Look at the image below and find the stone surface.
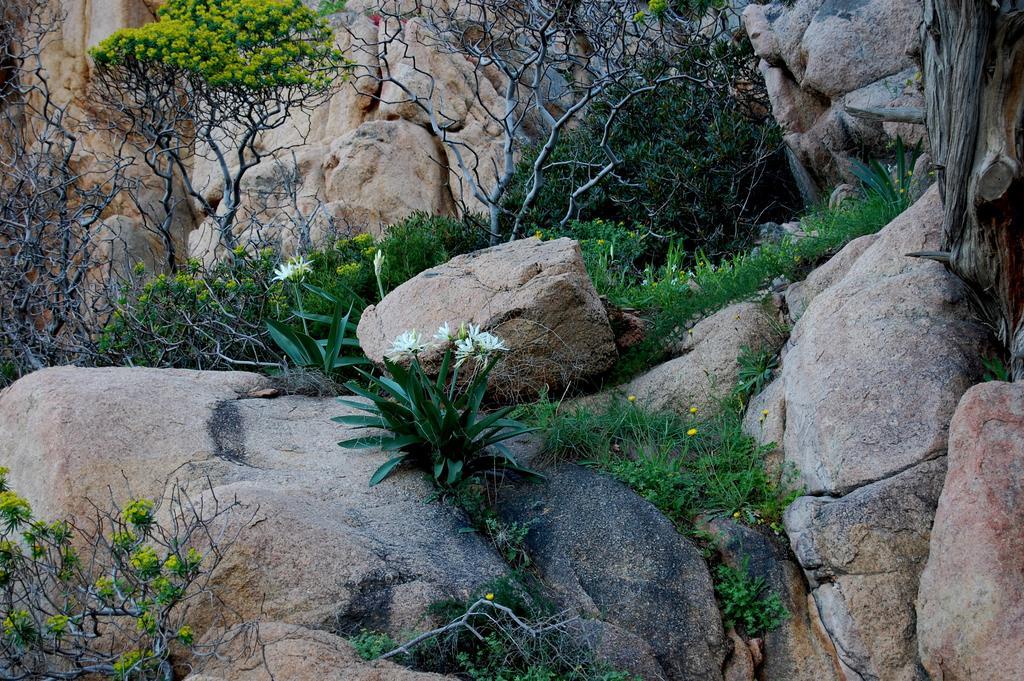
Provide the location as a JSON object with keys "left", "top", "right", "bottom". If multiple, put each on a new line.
{"left": 744, "top": 0, "right": 926, "bottom": 192}
{"left": 357, "top": 237, "right": 618, "bottom": 401}
{"left": 740, "top": 376, "right": 787, "bottom": 484}
{"left": 800, "top": 0, "right": 922, "bottom": 99}
{"left": 701, "top": 518, "right": 843, "bottom": 681}
{"left": 620, "top": 301, "right": 783, "bottom": 417}
{"left": 785, "top": 458, "right": 946, "bottom": 681}
{"left": 917, "top": 382, "right": 1024, "bottom": 681}
{"left": 722, "top": 629, "right": 755, "bottom": 681}
{"left": 499, "top": 465, "right": 727, "bottom": 681}
{"left": 186, "top": 621, "right": 452, "bottom": 680}
{"left": 784, "top": 232, "right": 879, "bottom": 322}
{"left": 0, "top": 367, "right": 509, "bottom": 639}
{"left": 781, "top": 188, "right": 990, "bottom": 495}
{"left": 324, "top": 120, "right": 456, "bottom": 235}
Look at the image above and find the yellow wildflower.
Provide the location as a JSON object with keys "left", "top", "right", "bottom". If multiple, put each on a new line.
{"left": 687, "top": 428, "right": 698, "bottom": 437}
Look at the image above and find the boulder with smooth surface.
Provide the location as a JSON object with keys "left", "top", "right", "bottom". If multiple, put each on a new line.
{"left": 499, "top": 464, "right": 727, "bottom": 681}
{"left": 917, "top": 382, "right": 1024, "bottom": 681}
{"left": 357, "top": 237, "right": 618, "bottom": 401}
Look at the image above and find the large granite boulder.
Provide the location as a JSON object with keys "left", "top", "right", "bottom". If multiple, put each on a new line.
{"left": 785, "top": 458, "right": 946, "bottom": 681}
{"left": 917, "top": 382, "right": 1024, "bottom": 681}
{"left": 499, "top": 465, "right": 727, "bottom": 681}
{"left": 0, "top": 367, "right": 509, "bottom": 639}
{"left": 781, "top": 187, "right": 990, "bottom": 495}
{"left": 357, "top": 237, "right": 618, "bottom": 401}
{"left": 743, "top": 0, "right": 925, "bottom": 196}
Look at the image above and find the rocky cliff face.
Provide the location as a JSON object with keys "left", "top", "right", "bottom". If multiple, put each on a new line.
{"left": 41, "top": 0, "right": 510, "bottom": 266}
{"left": 743, "top": 0, "right": 926, "bottom": 201}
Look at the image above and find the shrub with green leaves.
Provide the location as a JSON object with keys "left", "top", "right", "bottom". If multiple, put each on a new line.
{"left": 337, "top": 325, "right": 541, "bottom": 490}
{"left": 714, "top": 559, "right": 789, "bottom": 636}
{"left": 99, "top": 214, "right": 486, "bottom": 374}
{"left": 506, "top": 47, "right": 795, "bottom": 262}
{"left": 0, "top": 467, "right": 245, "bottom": 679}
{"left": 98, "top": 250, "right": 287, "bottom": 370}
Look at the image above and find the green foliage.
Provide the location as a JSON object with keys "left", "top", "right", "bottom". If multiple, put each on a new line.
{"left": 608, "top": 194, "right": 898, "bottom": 379}
{"left": 507, "top": 50, "right": 794, "bottom": 262}
{"left": 266, "top": 282, "right": 369, "bottom": 376}
{"left": 99, "top": 214, "right": 485, "bottom": 374}
{"left": 0, "top": 467, "right": 238, "bottom": 679}
{"left": 735, "top": 345, "right": 780, "bottom": 404}
{"left": 982, "top": 355, "right": 1010, "bottom": 382}
{"left": 714, "top": 559, "right": 789, "bottom": 636}
{"left": 376, "top": 213, "right": 490, "bottom": 292}
{"left": 527, "top": 398, "right": 797, "bottom": 529}
{"left": 318, "top": 0, "right": 348, "bottom": 14}
{"left": 851, "top": 137, "right": 922, "bottom": 215}
{"left": 90, "top": 0, "right": 341, "bottom": 90}
{"left": 336, "top": 328, "right": 541, "bottom": 490}
{"left": 349, "top": 629, "right": 396, "bottom": 660}
{"left": 98, "top": 252, "right": 286, "bottom": 370}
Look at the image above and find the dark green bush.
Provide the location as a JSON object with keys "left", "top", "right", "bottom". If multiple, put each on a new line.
{"left": 506, "top": 42, "right": 796, "bottom": 263}
{"left": 377, "top": 212, "right": 490, "bottom": 291}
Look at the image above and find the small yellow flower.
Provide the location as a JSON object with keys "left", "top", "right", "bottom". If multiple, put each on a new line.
{"left": 689, "top": 406, "right": 698, "bottom": 415}
{"left": 732, "top": 511, "right": 741, "bottom": 519}
{"left": 687, "top": 428, "right": 698, "bottom": 437}
{"left": 762, "top": 409, "right": 769, "bottom": 416}
{"left": 485, "top": 593, "right": 494, "bottom": 601}
{"left": 534, "top": 231, "right": 543, "bottom": 239}
{"left": 687, "top": 328, "right": 694, "bottom": 335}
{"left": 597, "top": 239, "right": 606, "bottom": 246}
{"left": 627, "top": 395, "right": 637, "bottom": 403}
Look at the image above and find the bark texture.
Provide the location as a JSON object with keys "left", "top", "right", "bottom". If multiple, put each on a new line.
{"left": 922, "top": 1, "right": 1024, "bottom": 375}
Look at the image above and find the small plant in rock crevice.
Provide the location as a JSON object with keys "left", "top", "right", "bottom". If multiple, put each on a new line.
{"left": 714, "top": 559, "right": 789, "bottom": 636}
{"left": 735, "top": 345, "right": 780, "bottom": 405}
{"left": 336, "top": 324, "right": 542, "bottom": 491}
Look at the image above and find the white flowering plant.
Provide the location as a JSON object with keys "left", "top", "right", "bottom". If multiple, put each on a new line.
{"left": 335, "top": 324, "right": 542, "bottom": 489}
{"left": 266, "top": 279, "right": 370, "bottom": 376}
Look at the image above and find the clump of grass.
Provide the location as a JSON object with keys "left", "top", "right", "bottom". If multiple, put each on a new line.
{"left": 606, "top": 195, "right": 898, "bottom": 379}
{"left": 525, "top": 396, "right": 798, "bottom": 531}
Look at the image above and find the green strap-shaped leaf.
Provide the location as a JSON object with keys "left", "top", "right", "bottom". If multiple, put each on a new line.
{"left": 370, "top": 456, "right": 407, "bottom": 486}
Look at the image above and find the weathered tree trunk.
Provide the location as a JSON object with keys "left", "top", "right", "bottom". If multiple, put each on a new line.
{"left": 922, "top": 1, "right": 1024, "bottom": 377}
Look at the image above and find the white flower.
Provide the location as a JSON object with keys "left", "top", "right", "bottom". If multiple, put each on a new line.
{"left": 272, "top": 255, "right": 312, "bottom": 283}
{"left": 373, "top": 249, "right": 385, "bottom": 278}
{"left": 272, "top": 261, "right": 295, "bottom": 283}
{"left": 434, "top": 322, "right": 455, "bottom": 342}
{"left": 387, "top": 329, "right": 429, "bottom": 360}
{"left": 453, "top": 328, "right": 508, "bottom": 367}
{"left": 453, "top": 336, "right": 476, "bottom": 367}
{"left": 473, "top": 331, "right": 508, "bottom": 354}
{"left": 290, "top": 256, "right": 312, "bottom": 279}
